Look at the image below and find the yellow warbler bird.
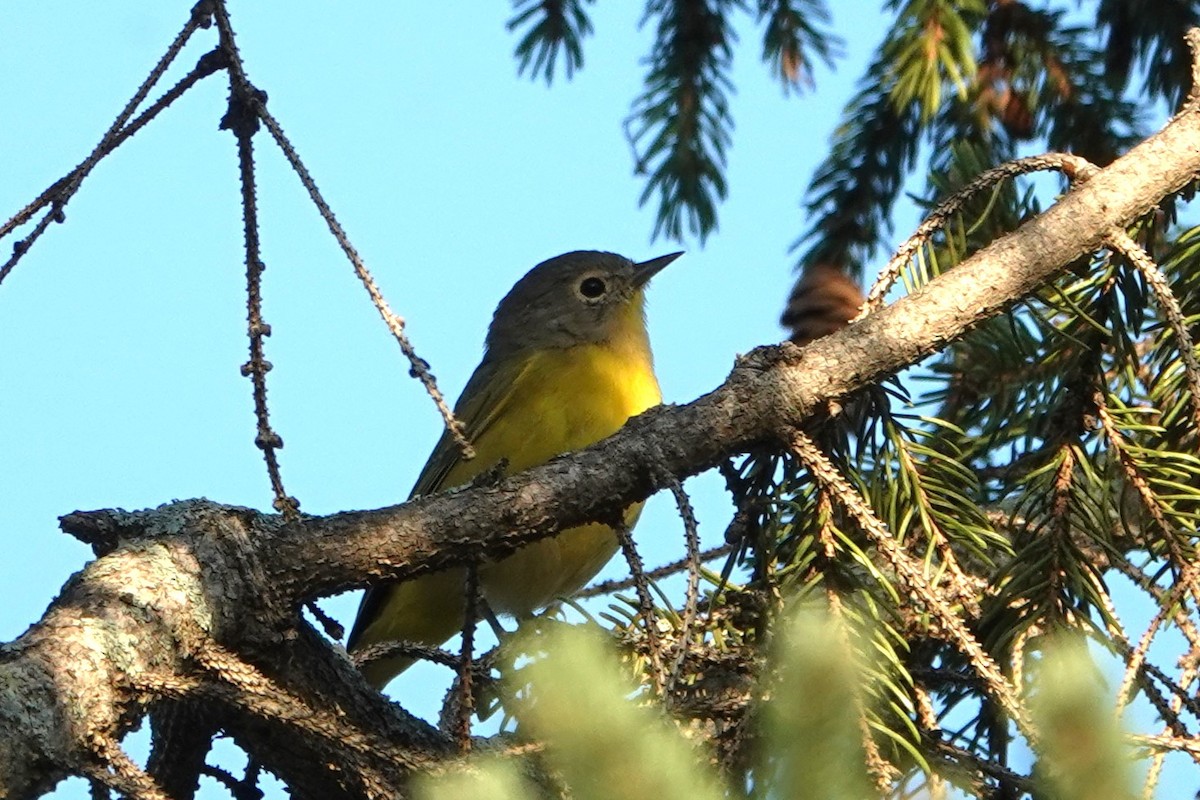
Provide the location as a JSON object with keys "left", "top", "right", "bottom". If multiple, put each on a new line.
{"left": 347, "top": 249, "right": 681, "bottom": 688}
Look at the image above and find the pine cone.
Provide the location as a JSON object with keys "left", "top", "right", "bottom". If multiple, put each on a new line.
{"left": 780, "top": 264, "right": 864, "bottom": 346}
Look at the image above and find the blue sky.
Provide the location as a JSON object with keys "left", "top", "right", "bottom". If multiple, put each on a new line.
{"left": 1, "top": 2, "right": 1188, "bottom": 798}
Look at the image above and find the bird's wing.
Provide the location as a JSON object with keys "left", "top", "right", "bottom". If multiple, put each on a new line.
{"left": 346, "top": 353, "right": 530, "bottom": 652}
{"left": 408, "top": 353, "right": 531, "bottom": 496}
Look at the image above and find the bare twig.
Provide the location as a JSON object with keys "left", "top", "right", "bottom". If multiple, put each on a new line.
{"left": 213, "top": 1, "right": 297, "bottom": 517}
{"left": 0, "top": 1, "right": 215, "bottom": 285}
{"left": 306, "top": 600, "right": 345, "bottom": 641}
{"left": 199, "top": 764, "right": 263, "bottom": 800}
{"left": 87, "top": 46, "right": 229, "bottom": 163}
{"left": 661, "top": 475, "right": 702, "bottom": 695}
{"left": 929, "top": 739, "right": 1037, "bottom": 796}
{"left": 352, "top": 640, "right": 461, "bottom": 671}
{"left": 454, "top": 563, "right": 480, "bottom": 753}
{"left": 0, "top": 211, "right": 59, "bottom": 288}
{"left": 614, "top": 519, "right": 665, "bottom": 692}
{"left": 576, "top": 543, "right": 735, "bottom": 598}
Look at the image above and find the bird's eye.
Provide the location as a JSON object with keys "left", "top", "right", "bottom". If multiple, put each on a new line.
{"left": 579, "top": 276, "right": 607, "bottom": 299}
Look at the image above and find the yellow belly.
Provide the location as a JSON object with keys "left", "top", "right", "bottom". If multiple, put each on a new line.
{"left": 481, "top": 508, "right": 643, "bottom": 614}
{"left": 355, "top": 338, "right": 661, "bottom": 687}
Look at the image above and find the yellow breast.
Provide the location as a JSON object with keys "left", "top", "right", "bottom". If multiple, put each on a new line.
{"left": 472, "top": 339, "right": 661, "bottom": 613}
{"left": 453, "top": 340, "right": 662, "bottom": 481}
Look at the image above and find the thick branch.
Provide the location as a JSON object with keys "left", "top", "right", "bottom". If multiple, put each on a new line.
{"left": 6, "top": 90, "right": 1200, "bottom": 800}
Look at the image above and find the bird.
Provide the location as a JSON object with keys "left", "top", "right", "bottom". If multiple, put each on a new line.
{"left": 347, "top": 249, "right": 681, "bottom": 688}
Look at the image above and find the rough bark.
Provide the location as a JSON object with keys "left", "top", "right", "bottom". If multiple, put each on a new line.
{"left": 4, "top": 84, "right": 1200, "bottom": 800}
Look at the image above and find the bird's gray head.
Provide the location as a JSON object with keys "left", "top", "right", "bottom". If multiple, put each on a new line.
{"left": 485, "top": 250, "right": 682, "bottom": 358}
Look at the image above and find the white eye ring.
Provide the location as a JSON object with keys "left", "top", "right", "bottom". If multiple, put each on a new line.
{"left": 577, "top": 275, "right": 608, "bottom": 301}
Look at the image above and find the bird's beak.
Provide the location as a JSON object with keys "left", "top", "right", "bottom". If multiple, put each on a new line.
{"left": 632, "top": 251, "right": 684, "bottom": 288}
